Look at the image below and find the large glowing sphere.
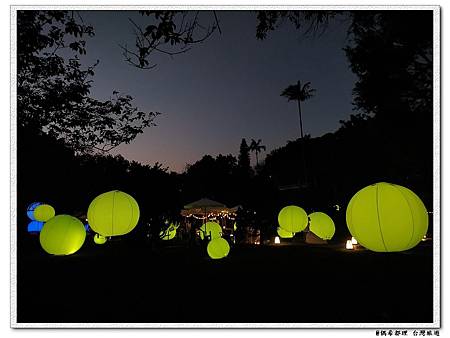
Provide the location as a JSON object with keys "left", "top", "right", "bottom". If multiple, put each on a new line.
{"left": 207, "top": 238, "right": 230, "bottom": 259}
{"left": 308, "top": 212, "right": 335, "bottom": 240}
{"left": 278, "top": 205, "right": 308, "bottom": 233}
{"left": 93, "top": 233, "right": 107, "bottom": 245}
{"left": 39, "top": 215, "right": 86, "bottom": 255}
{"left": 33, "top": 204, "right": 55, "bottom": 222}
{"left": 26, "top": 202, "right": 42, "bottom": 220}
{"left": 199, "top": 222, "right": 222, "bottom": 240}
{"left": 277, "top": 227, "right": 294, "bottom": 238}
{"left": 160, "top": 228, "right": 176, "bottom": 240}
{"left": 346, "top": 182, "right": 428, "bottom": 252}
{"left": 87, "top": 190, "right": 140, "bottom": 237}
{"left": 27, "top": 220, "right": 44, "bottom": 233}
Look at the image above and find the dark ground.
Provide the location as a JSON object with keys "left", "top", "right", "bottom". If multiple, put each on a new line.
{"left": 16, "top": 236, "right": 434, "bottom": 324}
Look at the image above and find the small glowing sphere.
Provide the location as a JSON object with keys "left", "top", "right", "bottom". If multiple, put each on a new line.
{"left": 33, "top": 204, "right": 55, "bottom": 222}
{"left": 39, "top": 215, "right": 86, "bottom": 255}
{"left": 274, "top": 236, "right": 281, "bottom": 244}
{"left": 26, "top": 202, "right": 42, "bottom": 220}
{"left": 278, "top": 205, "right": 308, "bottom": 233}
{"left": 87, "top": 190, "right": 140, "bottom": 237}
{"left": 199, "top": 222, "right": 222, "bottom": 240}
{"left": 93, "top": 233, "right": 107, "bottom": 245}
{"left": 308, "top": 212, "right": 335, "bottom": 240}
{"left": 233, "top": 222, "right": 237, "bottom": 231}
{"left": 277, "top": 227, "right": 294, "bottom": 238}
{"left": 27, "top": 220, "right": 44, "bottom": 233}
{"left": 346, "top": 182, "right": 428, "bottom": 252}
{"left": 160, "top": 229, "right": 176, "bottom": 240}
{"left": 207, "top": 238, "right": 230, "bottom": 259}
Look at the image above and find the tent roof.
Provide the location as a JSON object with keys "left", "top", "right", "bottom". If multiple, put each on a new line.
{"left": 183, "top": 198, "right": 227, "bottom": 209}
{"left": 181, "top": 198, "right": 233, "bottom": 216}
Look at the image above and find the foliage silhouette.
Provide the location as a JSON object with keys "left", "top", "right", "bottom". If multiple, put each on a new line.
{"left": 249, "top": 139, "right": 266, "bottom": 166}
{"left": 121, "top": 11, "right": 218, "bottom": 69}
{"left": 17, "top": 10, "right": 159, "bottom": 154}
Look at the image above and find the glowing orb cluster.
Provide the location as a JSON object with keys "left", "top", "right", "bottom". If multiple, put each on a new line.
{"left": 33, "top": 204, "right": 55, "bottom": 222}
{"left": 40, "top": 215, "right": 86, "bottom": 255}
{"left": 199, "top": 221, "right": 222, "bottom": 240}
{"left": 346, "top": 182, "right": 428, "bottom": 252}
{"left": 93, "top": 233, "right": 107, "bottom": 245}
{"left": 278, "top": 205, "right": 308, "bottom": 233}
{"left": 207, "top": 238, "right": 230, "bottom": 259}
{"left": 277, "top": 227, "right": 294, "bottom": 239}
{"left": 87, "top": 190, "right": 140, "bottom": 237}
{"left": 308, "top": 212, "right": 335, "bottom": 240}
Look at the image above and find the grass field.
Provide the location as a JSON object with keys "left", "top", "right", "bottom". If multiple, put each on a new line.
{"left": 16, "top": 237, "right": 434, "bottom": 324}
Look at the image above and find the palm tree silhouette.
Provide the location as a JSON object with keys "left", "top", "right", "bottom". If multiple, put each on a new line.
{"left": 280, "top": 80, "right": 316, "bottom": 139}
{"left": 280, "top": 80, "right": 316, "bottom": 187}
{"left": 249, "top": 139, "right": 266, "bottom": 166}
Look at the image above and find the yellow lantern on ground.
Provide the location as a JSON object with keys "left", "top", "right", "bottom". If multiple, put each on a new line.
{"left": 160, "top": 228, "right": 176, "bottom": 240}
{"left": 199, "top": 221, "right": 222, "bottom": 240}
{"left": 346, "top": 182, "right": 428, "bottom": 252}
{"left": 33, "top": 204, "right": 55, "bottom": 222}
{"left": 93, "top": 233, "right": 107, "bottom": 245}
{"left": 278, "top": 205, "right": 308, "bottom": 233}
{"left": 40, "top": 215, "right": 86, "bottom": 255}
{"left": 308, "top": 212, "right": 335, "bottom": 240}
{"left": 87, "top": 190, "right": 140, "bottom": 237}
{"left": 277, "top": 227, "right": 294, "bottom": 238}
{"left": 207, "top": 238, "right": 230, "bottom": 259}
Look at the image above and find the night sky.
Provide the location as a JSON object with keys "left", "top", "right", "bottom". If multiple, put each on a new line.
{"left": 79, "top": 10, "right": 357, "bottom": 172}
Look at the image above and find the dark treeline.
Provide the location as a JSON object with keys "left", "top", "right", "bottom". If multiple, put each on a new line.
{"left": 16, "top": 10, "right": 433, "bottom": 246}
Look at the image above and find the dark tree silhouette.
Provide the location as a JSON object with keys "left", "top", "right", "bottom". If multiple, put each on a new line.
{"left": 237, "top": 138, "right": 251, "bottom": 172}
{"left": 17, "top": 10, "right": 159, "bottom": 153}
{"left": 121, "top": 11, "right": 219, "bottom": 69}
{"left": 280, "top": 81, "right": 316, "bottom": 139}
{"left": 249, "top": 139, "right": 266, "bottom": 166}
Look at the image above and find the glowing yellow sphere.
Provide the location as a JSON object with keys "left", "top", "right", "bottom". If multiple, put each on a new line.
{"left": 199, "top": 221, "right": 222, "bottom": 240}
{"left": 278, "top": 205, "right": 308, "bottom": 233}
{"left": 160, "top": 228, "right": 176, "bottom": 240}
{"left": 39, "top": 215, "right": 86, "bottom": 255}
{"left": 93, "top": 233, "right": 107, "bottom": 245}
{"left": 33, "top": 204, "right": 55, "bottom": 222}
{"left": 277, "top": 227, "right": 294, "bottom": 238}
{"left": 346, "top": 182, "right": 428, "bottom": 252}
{"left": 308, "top": 212, "right": 335, "bottom": 240}
{"left": 87, "top": 190, "right": 140, "bottom": 237}
{"left": 207, "top": 238, "right": 230, "bottom": 259}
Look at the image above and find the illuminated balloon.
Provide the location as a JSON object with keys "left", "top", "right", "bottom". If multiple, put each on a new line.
{"left": 27, "top": 220, "right": 44, "bottom": 233}
{"left": 33, "top": 204, "right": 55, "bottom": 222}
{"left": 278, "top": 205, "right": 308, "bottom": 233}
{"left": 26, "top": 202, "right": 42, "bottom": 220}
{"left": 39, "top": 215, "right": 86, "bottom": 255}
{"left": 160, "top": 228, "right": 176, "bottom": 240}
{"left": 93, "top": 233, "right": 107, "bottom": 245}
{"left": 277, "top": 227, "right": 294, "bottom": 238}
{"left": 87, "top": 190, "right": 140, "bottom": 237}
{"left": 346, "top": 182, "right": 428, "bottom": 252}
{"left": 207, "top": 238, "right": 230, "bottom": 259}
{"left": 199, "top": 222, "right": 222, "bottom": 240}
{"left": 308, "top": 212, "right": 335, "bottom": 240}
